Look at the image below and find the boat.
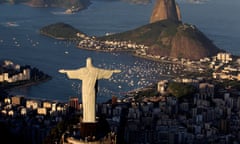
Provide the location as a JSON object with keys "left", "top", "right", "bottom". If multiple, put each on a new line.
{"left": 186, "top": 0, "right": 207, "bottom": 4}
{"left": 64, "top": 7, "right": 81, "bottom": 14}
{"left": 6, "top": 22, "right": 19, "bottom": 27}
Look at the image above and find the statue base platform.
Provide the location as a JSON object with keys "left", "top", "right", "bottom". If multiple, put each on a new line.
{"left": 79, "top": 116, "right": 110, "bottom": 140}
{"left": 80, "top": 122, "right": 98, "bottom": 139}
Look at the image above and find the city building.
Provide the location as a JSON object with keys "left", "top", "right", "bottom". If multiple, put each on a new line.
{"left": 69, "top": 96, "right": 80, "bottom": 111}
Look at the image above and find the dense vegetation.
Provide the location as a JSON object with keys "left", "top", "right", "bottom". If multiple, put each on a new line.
{"left": 39, "top": 22, "right": 86, "bottom": 40}
{"left": 97, "top": 20, "right": 179, "bottom": 46}
{"left": 43, "top": 112, "right": 80, "bottom": 144}
{"left": 97, "top": 19, "right": 221, "bottom": 60}
{"left": 167, "top": 82, "right": 196, "bottom": 98}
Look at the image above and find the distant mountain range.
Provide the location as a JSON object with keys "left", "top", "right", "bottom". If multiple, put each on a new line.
{"left": 0, "top": 0, "right": 91, "bottom": 9}
{"left": 93, "top": 0, "right": 151, "bottom": 4}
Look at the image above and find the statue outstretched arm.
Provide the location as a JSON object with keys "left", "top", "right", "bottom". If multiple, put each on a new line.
{"left": 59, "top": 68, "right": 86, "bottom": 80}
{"left": 113, "top": 70, "right": 121, "bottom": 73}
{"left": 59, "top": 69, "right": 67, "bottom": 74}
{"left": 97, "top": 69, "right": 121, "bottom": 79}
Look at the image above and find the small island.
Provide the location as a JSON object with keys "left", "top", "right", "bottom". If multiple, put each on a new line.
{"left": 39, "top": 22, "right": 87, "bottom": 40}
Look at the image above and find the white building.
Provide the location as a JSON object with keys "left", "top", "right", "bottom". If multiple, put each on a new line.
{"left": 26, "top": 100, "right": 41, "bottom": 110}
{"left": 0, "top": 68, "right": 30, "bottom": 83}
{"left": 157, "top": 80, "right": 168, "bottom": 95}
{"left": 216, "top": 53, "right": 232, "bottom": 63}
{"left": 37, "top": 107, "right": 47, "bottom": 115}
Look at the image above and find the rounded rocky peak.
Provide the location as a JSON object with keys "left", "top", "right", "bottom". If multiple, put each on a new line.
{"left": 150, "top": 0, "right": 181, "bottom": 23}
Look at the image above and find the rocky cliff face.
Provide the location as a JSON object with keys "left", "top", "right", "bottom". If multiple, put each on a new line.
{"left": 150, "top": 0, "right": 181, "bottom": 23}
{"left": 145, "top": 22, "right": 221, "bottom": 60}
{"left": 176, "top": 3, "right": 181, "bottom": 21}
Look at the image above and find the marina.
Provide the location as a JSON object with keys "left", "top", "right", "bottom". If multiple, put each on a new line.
{"left": 0, "top": 31, "right": 186, "bottom": 101}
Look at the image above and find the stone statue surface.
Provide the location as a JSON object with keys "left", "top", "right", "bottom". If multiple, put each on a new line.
{"left": 59, "top": 57, "right": 121, "bottom": 123}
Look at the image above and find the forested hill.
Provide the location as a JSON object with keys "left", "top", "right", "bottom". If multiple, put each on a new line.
{"left": 39, "top": 22, "right": 86, "bottom": 40}
{"left": 97, "top": 20, "right": 223, "bottom": 60}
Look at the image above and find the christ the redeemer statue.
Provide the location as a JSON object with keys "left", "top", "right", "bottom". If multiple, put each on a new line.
{"left": 59, "top": 57, "right": 121, "bottom": 123}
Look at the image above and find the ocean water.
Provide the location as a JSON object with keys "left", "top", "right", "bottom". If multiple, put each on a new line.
{"left": 179, "top": 0, "right": 240, "bottom": 54}
{"left": 0, "top": 0, "right": 239, "bottom": 102}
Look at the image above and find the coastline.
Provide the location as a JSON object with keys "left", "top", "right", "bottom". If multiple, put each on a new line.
{"left": 132, "top": 53, "right": 181, "bottom": 65}
{"left": 76, "top": 44, "right": 183, "bottom": 65}
{"left": 23, "top": 2, "right": 46, "bottom": 8}
{"left": 76, "top": 45, "right": 135, "bottom": 53}
{"left": 39, "top": 31, "right": 71, "bottom": 40}
{"left": 1, "top": 76, "right": 52, "bottom": 91}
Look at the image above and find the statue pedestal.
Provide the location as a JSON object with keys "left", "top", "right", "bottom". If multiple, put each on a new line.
{"left": 66, "top": 119, "right": 112, "bottom": 143}
{"left": 79, "top": 116, "right": 110, "bottom": 141}
{"left": 80, "top": 122, "right": 98, "bottom": 139}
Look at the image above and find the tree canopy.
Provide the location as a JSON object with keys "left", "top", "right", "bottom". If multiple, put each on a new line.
{"left": 167, "top": 82, "right": 195, "bottom": 98}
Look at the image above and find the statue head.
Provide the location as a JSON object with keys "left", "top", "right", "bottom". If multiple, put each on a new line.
{"left": 86, "top": 57, "right": 93, "bottom": 67}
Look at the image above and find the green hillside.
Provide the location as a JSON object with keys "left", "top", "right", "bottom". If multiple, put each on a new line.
{"left": 39, "top": 22, "right": 86, "bottom": 40}
{"left": 97, "top": 20, "right": 222, "bottom": 60}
